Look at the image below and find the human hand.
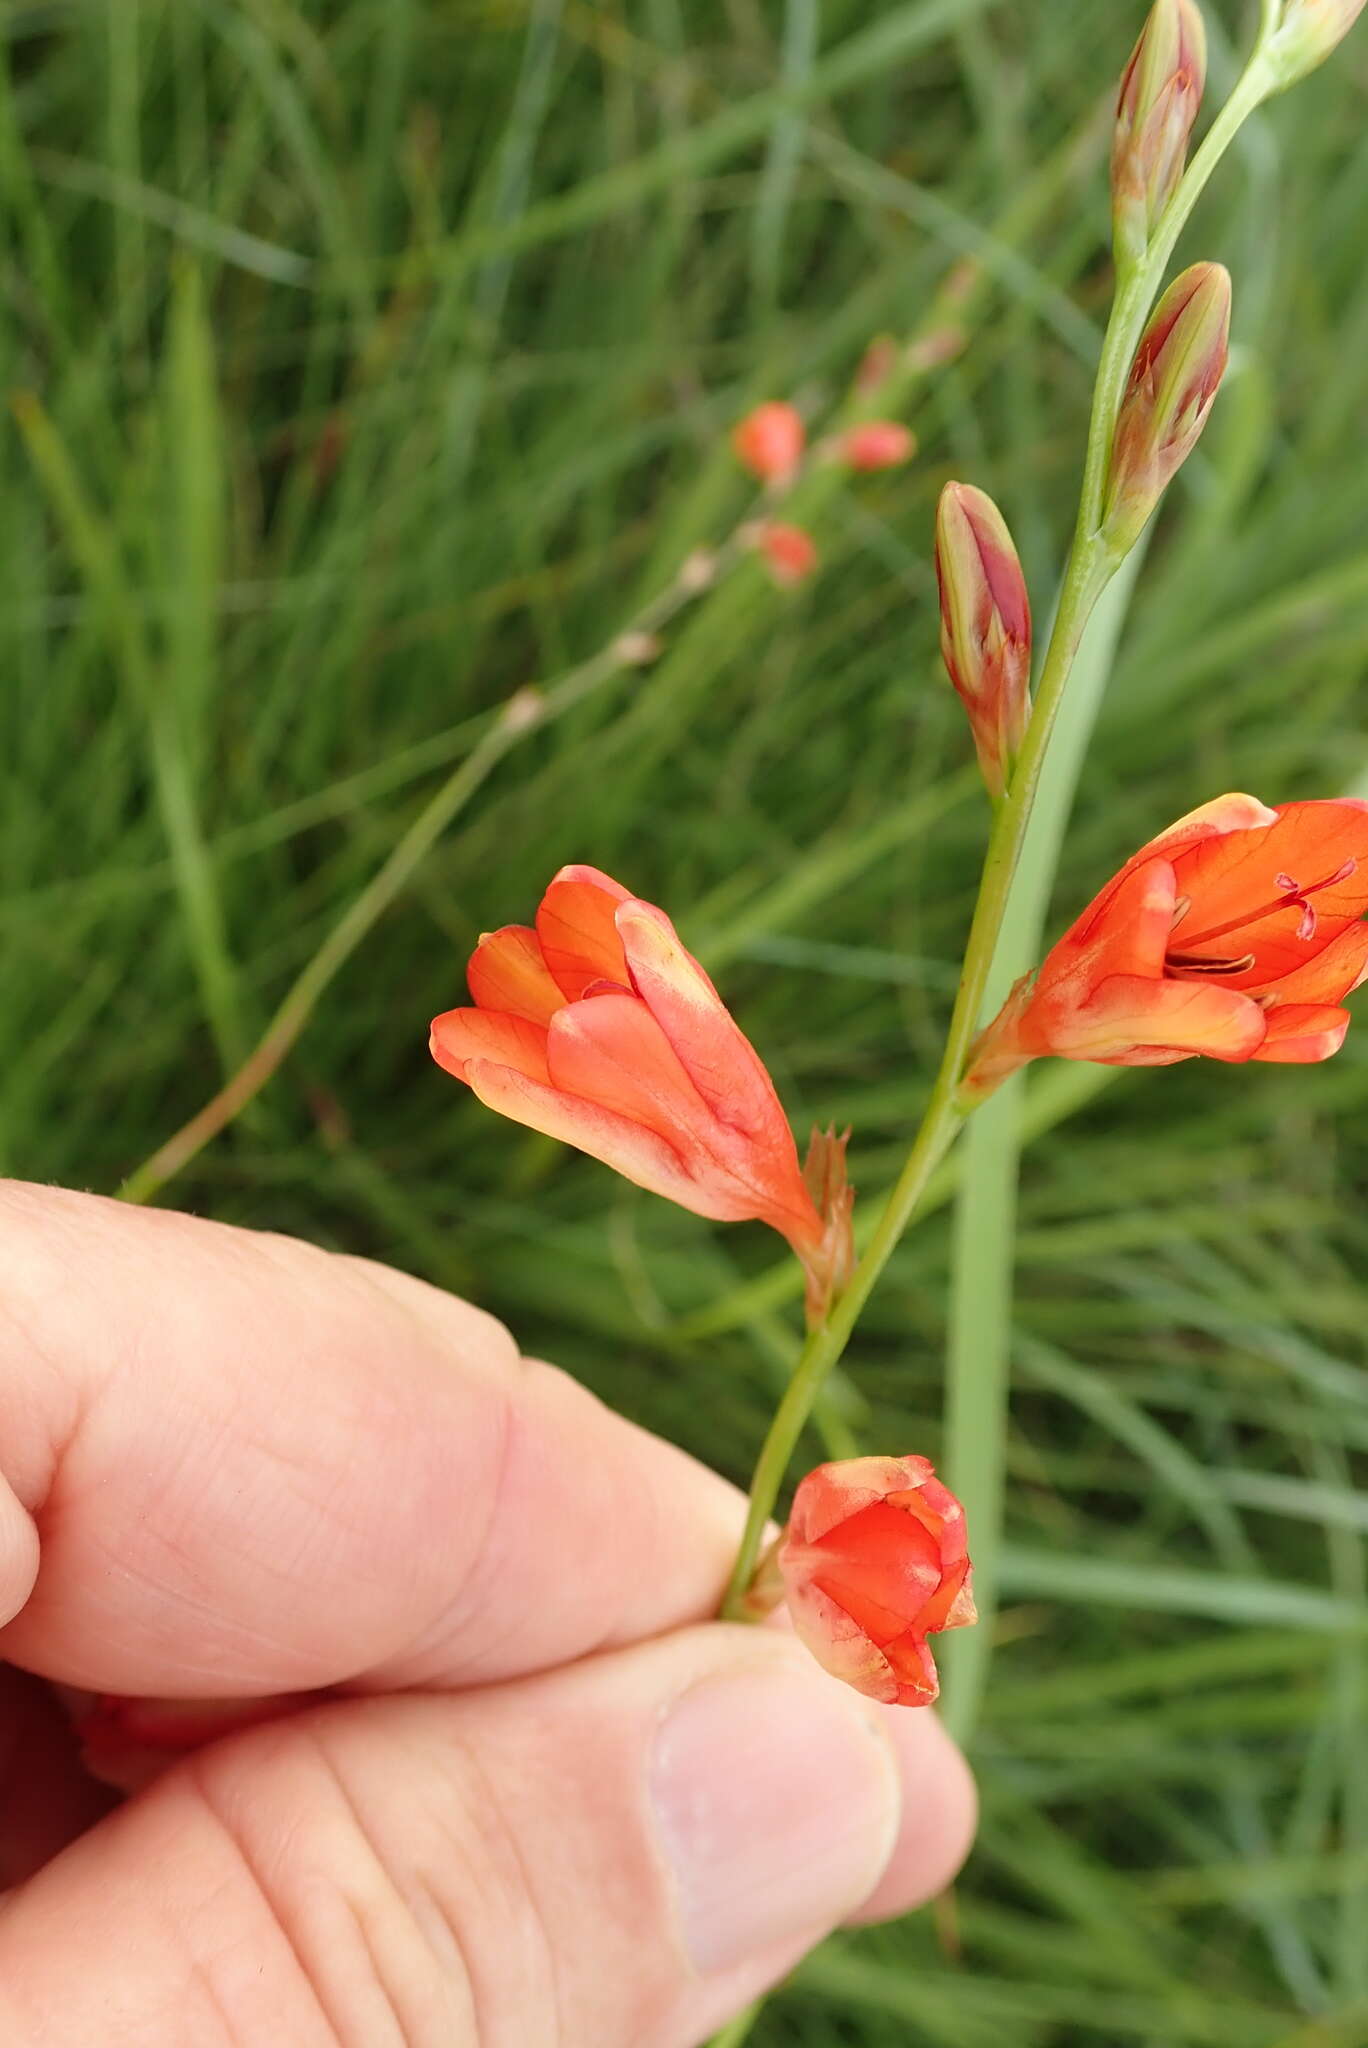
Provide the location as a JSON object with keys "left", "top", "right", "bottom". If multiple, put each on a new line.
{"left": 0, "top": 1181, "right": 975, "bottom": 2046}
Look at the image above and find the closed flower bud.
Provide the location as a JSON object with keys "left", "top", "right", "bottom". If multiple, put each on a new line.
{"left": 751, "top": 519, "right": 818, "bottom": 587}
{"left": 1268, "top": 0, "right": 1366, "bottom": 85}
{"left": 777, "top": 1456, "right": 976, "bottom": 1708}
{"left": 731, "top": 401, "right": 805, "bottom": 485}
{"left": 1112, "top": 0, "right": 1207, "bottom": 269}
{"left": 1102, "top": 261, "right": 1230, "bottom": 555}
{"left": 934, "top": 482, "right": 1032, "bottom": 800}
{"left": 838, "top": 421, "right": 917, "bottom": 471}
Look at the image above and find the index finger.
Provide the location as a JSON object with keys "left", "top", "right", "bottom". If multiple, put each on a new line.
{"left": 0, "top": 1181, "right": 743, "bottom": 1697}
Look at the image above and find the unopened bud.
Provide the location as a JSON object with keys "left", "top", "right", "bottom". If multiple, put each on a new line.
{"left": 934, "top": 483, "right": 1032, "bottom": 801}
{"left": 500, "top": 685, "right": 545, "bottom": 733}
{"left": 799, "top": 1125, "right": 855, "bottom": 1328}
{"left": 612, "top": 630, "right": 661, "bottom": 667}
{"left": 749, "top": 520, "right": 818, "bottom": 587}
{"left": 839, "top": 421, "right": 917, "bottom": 471}
{"left": 1112, "top": 0, "right": 1207, "bottom": 270}
{"left": 731, "top": 401, "right": 805, "bottom": 486}
{"left": 1102, "top": 261, "right": 1230, "bottom": 553}
{"left": 677, "top": 547, "right": 718, "bottom": 594}
{"left": 854, "top": 335, "right": 899, "bottom": 393}
{"left": 1268, "top": 0, "right": 1366, "bottom": 85}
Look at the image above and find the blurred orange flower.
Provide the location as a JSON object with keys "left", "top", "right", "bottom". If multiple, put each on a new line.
{"left": 839, "top": 421, "right": 916, "bottom": 471}
{"left": 778, "top": 1456, "right": 975, "bottom": 1708}
{"left": 731, "top": 401, "right": 805, "bottom": 485}
{"left": 965, "top": 793, "right": 1368, "bottom": 1092}
{"left": 753, "top": 520, "right": 818, "bottom": 587}
{"left": 431, "top": 866, "right": 826, "bottom": 1258}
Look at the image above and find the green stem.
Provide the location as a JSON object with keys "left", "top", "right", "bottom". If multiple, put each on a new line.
{"left": 718, "top": 28, "right": 1282, "bottom": 1621}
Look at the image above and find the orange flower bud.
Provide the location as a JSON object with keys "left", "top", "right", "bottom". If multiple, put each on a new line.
{"left": 431, "top": 867, "right": 828, "bottom": 1270}
{"left": 1102, "top": 262, "right": 1230, "bottom": 554}
{"left": 778, "top": 1456, "right": 976, "bottom": 1708}
{"left": 963, "top": 793, "right": 1368, "bottom": 1095}
{"left": 1269, "top": 0, "right": 1366, "bottom": 84}
{"left": 1111, "top": 0, "right": 1207, "bottom": 270}
{"left": 838, "top": 421, "right": 917, "bottom": 471}
{"left": 731, "top": 401, "right": 805, "bottom": 485}
{"left": 752, "top": 519, "right": 818, "bottom": 587}
{"left": 934, "top": 481, "right": 1032, "bottom": 800}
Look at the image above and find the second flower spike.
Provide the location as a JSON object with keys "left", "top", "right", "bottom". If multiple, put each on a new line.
{"left": 935, "top": 482, "right": 1032, "bottom": 801}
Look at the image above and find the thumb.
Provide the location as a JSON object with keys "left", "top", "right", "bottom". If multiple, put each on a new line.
{"left": 0, "top": 1627, "right": 973, "bottom": 2047}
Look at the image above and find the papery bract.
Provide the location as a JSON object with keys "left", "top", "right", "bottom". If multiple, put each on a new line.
{"left": 1102, "top": 262, "right": 1230, "bottom": 552}
{"left": 778, "top": 1456, "right": 976, "bottom": 1708}
{"left": 839, "top": 421, "right": 917, "bottom": 471}
{"left": 431, "top": 866, "right": 827, "bottom": 1266}
{"left": 731, "top": 401, "right": 805, "bottom": 485}
{"left": 1111, "top": 0, "right": 1207, "bottom": 269}
{"left": 935, "top": 481, "right": 1032, "bottom": 800}
{"left": 964, "top": 793, "right": 1368, "bottom": 1093}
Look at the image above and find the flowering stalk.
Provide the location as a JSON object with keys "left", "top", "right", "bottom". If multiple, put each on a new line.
{"left": 719, "top": 5, "right": 1296, "bottom": 1624}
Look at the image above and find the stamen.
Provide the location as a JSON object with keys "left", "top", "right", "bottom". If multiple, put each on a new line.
{"left": 1164, "top": 950, "right": 1257, "bottom": 978}
{"left": 1297, "top": 903, "right": 1318, "bottom": 943}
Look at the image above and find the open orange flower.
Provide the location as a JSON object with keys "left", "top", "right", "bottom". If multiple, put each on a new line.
{"left": 431, "top": 865, "right": 826, "bottom": 1262}
{"left": 965, "top": 793, "right": 1368, "bottom": 1091}
{"left": 777, "top": 1456, "right": 975, "bottom": 1708}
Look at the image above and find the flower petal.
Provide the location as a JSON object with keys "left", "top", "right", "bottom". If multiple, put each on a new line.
{"left": 535, "top": 865, "right": 632, "bottom": 999}
{"left": 616, "top": 900, "right": 808, "bottom": 1157}
{"left": 461, "top": 1057, "right": 740, "bottom": 1218}
{"left": 467, "top": 925, "right": 565, "bottom": 1025}
{"left": 430, "top": 1008, "right": 551, "bottom": 1085}
{"left": 545, "top": 991, "right": 714, "bottom": 1154}
{"left": 1037, "top": 857, "right": 1178, "bottom": 1022}
{"left": 1067, "top": 974, "right": 1266, "bottom": 1064}
{"left": 1169, "top": 800, "right": 1368, "bottom": 987}
{"left": 782, "top": 1577, "right": 901, "bottom": 1706}
{"left": 1258, "top": 920, "right": 1368, "bottom": 1004}
{"left": 1250, "top": 1004, "right": 1351, "bottom": 1064}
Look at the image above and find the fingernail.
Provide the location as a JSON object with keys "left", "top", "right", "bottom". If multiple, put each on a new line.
{"left": 649, "top": 1655, "right": 901, "bottom": 1973}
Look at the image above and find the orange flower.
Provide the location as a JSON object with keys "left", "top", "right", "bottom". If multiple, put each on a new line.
{"left": 777, "top": 1456, "right": 976, "bottom": 1708}
{"left": 731, "top": 401, "right": 805, "bottom": 485}
{"left": 838, "top": 421, "right": 917, "bottom": 471}
{"left": 965, "top": 793, "right": 1368, "bottom": 1092}
{"left": 430, "top": 866, "right": 826, "bottom": 1259}
{"left": 752, "top": 519, "right": 818, "bottom": 587}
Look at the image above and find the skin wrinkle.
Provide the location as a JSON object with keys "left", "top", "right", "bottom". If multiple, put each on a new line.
{"left": 366, "top": 1365, "right": 519, "bottom": 1686}
{"left": 187, "top": 1742, "right": 397, "bottom": 2048}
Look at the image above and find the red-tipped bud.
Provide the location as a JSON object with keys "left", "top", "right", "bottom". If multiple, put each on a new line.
{"left": 839, "top": 421, "right": 917, "bottom": 471}
{"left": 731, "top": 401, "right": 805, "bottom": 485}
{"left": 777, "top": 1456, "right": 976, "bottom": 1707}
{"left": 1269, "top": 0, "right": 1366, "bottom": 84}
{"left": 1102, "top": 261, "right": 1230, "bottom": 553}
{"left": 752, "top": 520, "right": 818, "bottom": 587}
{"left": 799, "top": 1125, "right": 855, "bottom": 1326}
{"left": 934, "top": 482, "right": 1032, "bottom": 801}
{"left": 1111, "top": 0, "right": 1207, "bottom": 270}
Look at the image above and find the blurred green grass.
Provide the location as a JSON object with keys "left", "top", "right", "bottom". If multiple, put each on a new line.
{"left": 5, "top": 0, "right": 1368, "bottom": 2040}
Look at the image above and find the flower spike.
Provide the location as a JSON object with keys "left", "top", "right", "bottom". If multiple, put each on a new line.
{"left": 934, "top": 482, "right": 1033, "bottom": 801}
{"left": 1111, "top": 0, "right": 1207, "bottom": 271}
{"left": 775, "top": 1456, "right": 976, "bottom": 1708}
{"left": 1102, "top": 262, "right": 1230, "bottom": 554}
{"left": 962, "top": 794, "right": 1368, "bottom": 1095}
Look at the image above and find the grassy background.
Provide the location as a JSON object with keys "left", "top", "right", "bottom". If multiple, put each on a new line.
{"left": 6, "top": 0, "right": 1368, "bottom": 2040}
